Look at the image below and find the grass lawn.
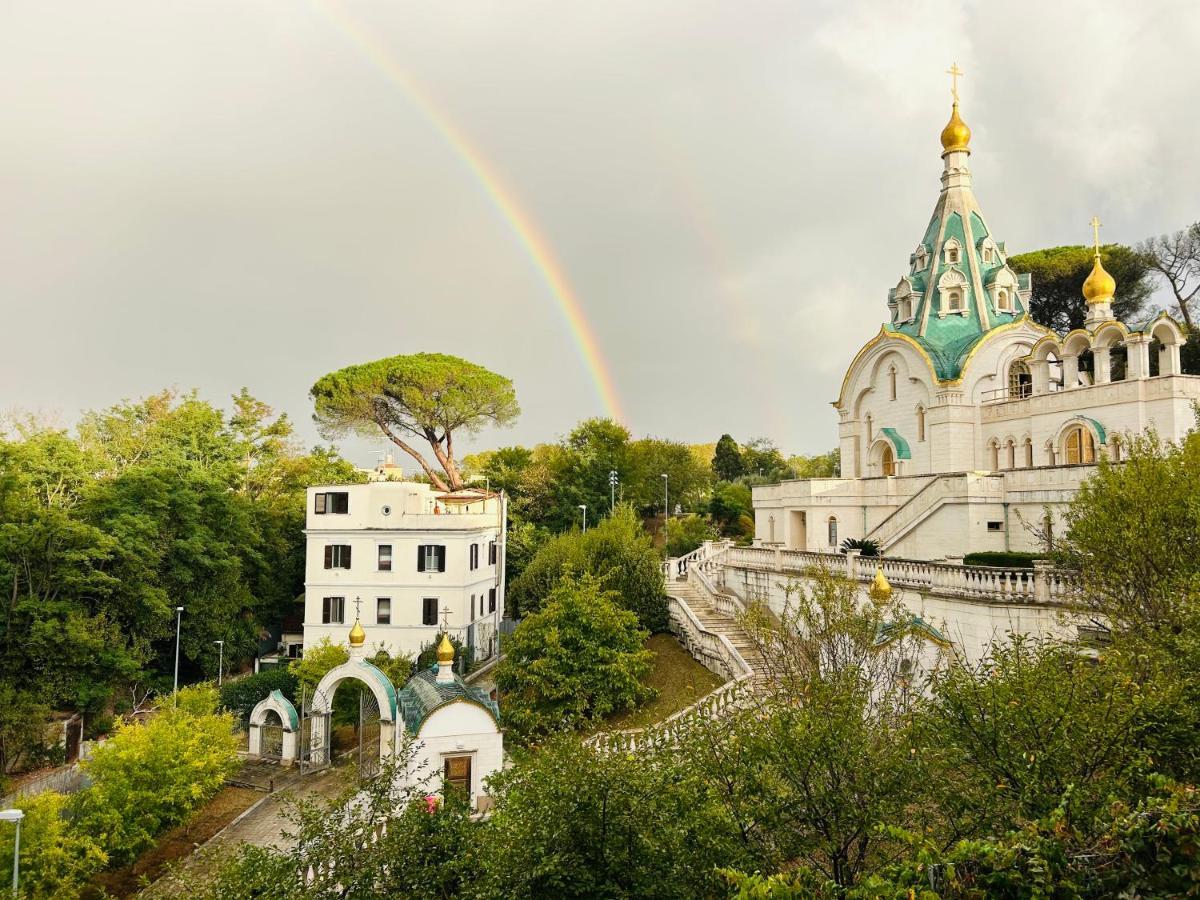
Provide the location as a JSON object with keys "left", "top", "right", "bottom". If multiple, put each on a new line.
{"left": 602, "top": 633, "right": 724, "bottom": 732}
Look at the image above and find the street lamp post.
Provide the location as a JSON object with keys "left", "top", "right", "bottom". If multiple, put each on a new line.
{"left": 213, "top": 640, "right": 224, "bottom": 687}
{"left": 661, "top": 473, "right": 669, "bottom": 544}
{"left": 609, "top": 470, "right": 618, "bottom": 512}
{"left": 0, "top": 809, "right": 25, "bottom": 897}
{"left": 173, "top": 606, "right": 184, "bottom": 706}
{"left": 578, "top": 504, "right": 587, "bottom": 533}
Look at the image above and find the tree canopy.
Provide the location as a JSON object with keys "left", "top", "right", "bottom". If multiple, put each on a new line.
{"left": 1008, "top": 244, "right": 1154, "bottom": 332}
{"left": 310, "top": 353, "right": 519, "bottom": 491}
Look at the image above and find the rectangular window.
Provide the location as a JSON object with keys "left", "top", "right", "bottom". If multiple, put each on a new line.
{"left": 827, "top": 518, "right": 838, "bottom": 547}
{"left": 377, "top": 544, "right": 392, "bottom": 571}
{"left": 287, "top": 643, "right": 303, "bottom": 659}
{"left": 324, "top": 544, "right": 352, "bottom": 569}
{"left": 417, "top": 545, "right": 446, "bottom": 573}
{"left": 322, "top": 596, "right": 345, "bottom": 625}
{"left": 469, "top": 544, "right": 479, "bottom": 570}
{"left": 488, "top": 541, "right": 497, "bottom": 565}
{"left": 422, "top": 597, "right": 439, "bottom": 626}
{"left": 376, "top": 597, "right": 391, "bottom": 625}
{"left": 471, "top": 594, "right": 476, "bottom": 619}
{"left": 987, "top": 521, "right": 1004, "bottom": 532}
{"left": 488, "top": 588, "right": 496, "bottom": 614}
{"left": 444, "top": 755, "right": 472, "bottom": 798}
{"left": 314, "top": 491, "right": 349, "bottom": 514}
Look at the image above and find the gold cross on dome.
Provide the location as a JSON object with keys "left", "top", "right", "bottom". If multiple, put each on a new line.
{"left": 353, "top": 596, "right": 362, "bottom": 619}
{"left": 1090, "top": 215, "right": 1102, "bottom": 255}
{"left": 946, "top": 62, "right": 964, "bottom": 102}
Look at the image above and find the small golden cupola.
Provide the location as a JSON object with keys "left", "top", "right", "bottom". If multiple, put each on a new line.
{"left": 348, "top": 617, "right": 366, "bottom": 648}
{"left": 940, "top": 62, "right": 971, "bottom": 155}
{"left": 437, "top": 633, "right": 455, "bottom": 667}
{"left": 868, "top": 567, "right": 893, "bottom": 606}
{"left": 1082, "top": 216, "right": 1117, "bottom": 305}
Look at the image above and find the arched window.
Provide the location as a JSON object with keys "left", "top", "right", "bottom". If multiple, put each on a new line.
{"left": 1063, "top": 425, "right": 1096, "bottom": 465}
{"left": 888, "top": 365, "right": 897, "bottom": 401}
{"left": 827, "top": 517, "right": 838, "bottom": 547}
{"left": 916, "top": 405, "right": 926, "bottom": 442}
{"left": 1110, "top": 435, "right": 1122, "bottom": 462}
{"left": 982, "top": 245, "right": 993, "bottom": 264}
{"left": 997, "top": 288, "right": 1010, "bottom": 311}
{"left": 1046, "top": 441, "right": 1056, "bottom": 466}
{"left": 768, "top": 515, "right": 775, "bottom": 543}
{"left": 865, "top": 414, "right": 873, "bottom": 443}
{"left": 989, "top": 440, "right": 1000, "bottom": 470}
{"left": 948, "top": 290, "right": 964, "bottom": 312}
{"left": 1006, "top": 439, "right": 1016, "bottom": 469}
{"left": 1024, "top": 438, "right": 1033, "bottom": 468}
{"left": 1008, "top": 360, "right": 1032, "bottom": 399}
{"left": 880, "top": 444, "right": 896, "bottom": 477}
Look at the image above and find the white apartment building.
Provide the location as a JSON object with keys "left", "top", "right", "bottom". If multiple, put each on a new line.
{"left": 302, "top": 481, "right": 505, "bottom": 663}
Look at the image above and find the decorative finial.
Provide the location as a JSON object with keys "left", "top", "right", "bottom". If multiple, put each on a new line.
{"left": 437, "top": 633, "right": 455, "bottom": 667}
{"left": 939, "top": 63, "right": 971, "bottom": 155}
{"left": 868, "top": 566, "right": 893, "bottom": 606}
{"left": 1082, "top": 216, "right": 1116, "bottom": 305}
{"left": 348, "top": 597, "right": 366, "bottom": 647}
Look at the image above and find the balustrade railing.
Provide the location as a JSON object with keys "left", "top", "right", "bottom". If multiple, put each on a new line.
{"left": 724, "top": 545, "right": 1077, "bottom": 606}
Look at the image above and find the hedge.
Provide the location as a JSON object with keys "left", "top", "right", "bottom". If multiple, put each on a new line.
{"left": 218, "top": 668, "right": 298, "bottom": 726}
{"left": 963, "top": 551, "right": 1043, "bottom": 569}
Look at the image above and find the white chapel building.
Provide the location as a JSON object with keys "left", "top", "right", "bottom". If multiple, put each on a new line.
{"left": 302, "top": 481, "right": 505, "bottom": 663}
{"left": 754, "top": 91, "right": 1198, "bottom": 560}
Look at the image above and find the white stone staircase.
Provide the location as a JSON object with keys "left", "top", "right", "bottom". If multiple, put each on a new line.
{"left": 865, "top": 471, "right": 1003, "bottom": 552}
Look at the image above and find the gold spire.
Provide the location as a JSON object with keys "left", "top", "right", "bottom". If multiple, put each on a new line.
{"left": 437, "top": 633, "right": 455, "bottom": 667}
{"left": 348, "top": 618, "right": 366, "bottom": 647}
{"left": 868, "top": 566, "right": 893, "bottom": 606}
{"left": 1082, "top": 216, "right": 1116, "bottom": 304}
{"left": 940, "top": 63, "right": 971, "bottom": 154}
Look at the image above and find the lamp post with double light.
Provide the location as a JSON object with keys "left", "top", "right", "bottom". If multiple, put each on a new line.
{"left": 578, "top": 504, "right": 587, "bottom": 533}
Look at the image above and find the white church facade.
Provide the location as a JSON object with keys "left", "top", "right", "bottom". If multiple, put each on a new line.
{"left": 754, "top": 89, "right": 1198, "bottom": 560}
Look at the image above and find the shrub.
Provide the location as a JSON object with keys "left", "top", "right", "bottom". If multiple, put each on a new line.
{"left": 666, "top": 514, "right": 716, "bottom": 558}
{"left": 0, "top": 791, "right": 106, "bottom": 899}
{"left": 963, "top": 551, "right": 1041, "bottom": 568}
{"left": 71, "top": 705, "right": 240, "bottom": 864}
{"left": 219, "top": 667, "right": 298, "bottom": 726}
{"left": 289, "top": 637, "right": 349, "bottom": 695}
{"left": 496, "top": 573, "right": 653, "bottom": 741}
{"left": 416, "top": 635, "right": 473, "bottom": 676}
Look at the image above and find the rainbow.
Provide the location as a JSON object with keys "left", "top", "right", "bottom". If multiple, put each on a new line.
{"left": 309, "top": 1, "right": 626, "bottom": 424}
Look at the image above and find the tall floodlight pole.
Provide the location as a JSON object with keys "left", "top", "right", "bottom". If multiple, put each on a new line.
{"left": 1, "top": 808, "right": 24, "bottom": 897}
{"left": 579, "top": 504, "right": 587, "bottom": 533}
{"left": 609, "top": 470, "right": 618, "bottom": 512}
{"left": 661, "top": 473, "right": 669, "bottom": 543}
{"left": 214, "top": 640, "right": 224, "bottom": 687}
{"left": 173, "top": 606, "right": 184, "bottom": 706}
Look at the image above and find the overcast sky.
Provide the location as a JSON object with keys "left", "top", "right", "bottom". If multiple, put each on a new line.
{"left": 3, "top": 1, "right": 1197, "bottom": 466}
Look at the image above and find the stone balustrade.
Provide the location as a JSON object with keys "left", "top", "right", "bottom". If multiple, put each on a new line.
{"left": 726, "top": 545, "right": 1076, "bottom": 606}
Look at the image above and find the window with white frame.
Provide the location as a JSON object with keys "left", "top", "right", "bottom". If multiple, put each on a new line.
{"left": 827, "top": 517, "right": 838, "bottom": 547}
{"left": 323, "top": 545, "right": 351, "bottom": 569}
{"left": 377, "top": 544, "right": 392, "bottom": 571}
{"left": 418, "top": 545, "right": 447, "bottom": 573}
{"left": 322, "top": 596, "right": 345, "bottom": 624}
{"left": 376, "top": 597, "right": 391, "bottom": 625}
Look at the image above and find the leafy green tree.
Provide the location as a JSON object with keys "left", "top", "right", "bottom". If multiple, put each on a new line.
{"left": 627, "top": 436, "right": 713, "bottom": 513}
{"left": 710, "top": 481, "right": 753, "bottom": 536}
{"left": 507, "top": 504, "right": 668, "bottom": 630}
{"left": 71, "top": 702, "right": 240, "bottom": 864}
{"left": 666, "top": 514, "right": 716, "bottom": 557}
{"left": 219, "top": 668, "right": 298, "bottom": 726}
{"left": 740, "top": 438, "right": 790, "bottom": 481}
{"left": 787, "top": 449, "right": 839, "bottom": 478}
{"left": 480, "top": 736, "right": 746, "bottom": 898}
{"left": 1008, "top": 244, "right": 1154, "bottom": 333}
{"left": 289, "top": 637, "right": 349, "bottom": 696}
{"left": 1138, "top": 222, "right": 1200, "bottom": 331}
{"left": 310, "top": 353, "right": 519, "bottom": 491}
{"left": 1056, "top": 424, "right": 1200, "bottom": 633}
{"left": 495, "top": 573, "right": 653, "bottom": 741}
{"left": 503, "top": 517, "right": 550, "bottom": 587}
{"left": 713, "top": 434, "right": 746, "bottom": 481}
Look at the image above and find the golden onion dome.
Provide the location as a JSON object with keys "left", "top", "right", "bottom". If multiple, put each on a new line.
{"left": 940, "top": 102, "right": 971, "bottom": 154}
{"left": 1082, "top": 254, "right": 1116, "bottom": 304}
{"left": 348, "top": 618, "right": 366, "bottom": 648}
{"left": 868, "top": 567, "right": 893, "bottom": 606}
{"left": 437, "top": 633, "right": 455, "bottom": 667}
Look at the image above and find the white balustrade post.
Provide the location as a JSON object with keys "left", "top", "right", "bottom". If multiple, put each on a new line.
{"left": 1033, "top": 560, "right": 1052, "bottom": 605}
{"left": 845, "top": 548, "right": 861, "bottom": 581}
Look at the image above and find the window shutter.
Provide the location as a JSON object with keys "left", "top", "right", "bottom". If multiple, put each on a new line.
{"left": 417, "top": 546, "right": 426, "bottom": 573}
{"left": 315, "top": 493, "right": 326, "bottom": 514}
{"left": 436, "top": 546, "right": 446, "bottom": 572}
{"left": 324, "top": 545, "right": 332, "bottom": 569}
{"left": 344, "top": 545, "right": 351, "bottom": 568}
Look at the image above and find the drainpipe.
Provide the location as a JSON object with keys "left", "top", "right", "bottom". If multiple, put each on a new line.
{"left": 1003, "top": 501, "right": 1010, "bottom": 552}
